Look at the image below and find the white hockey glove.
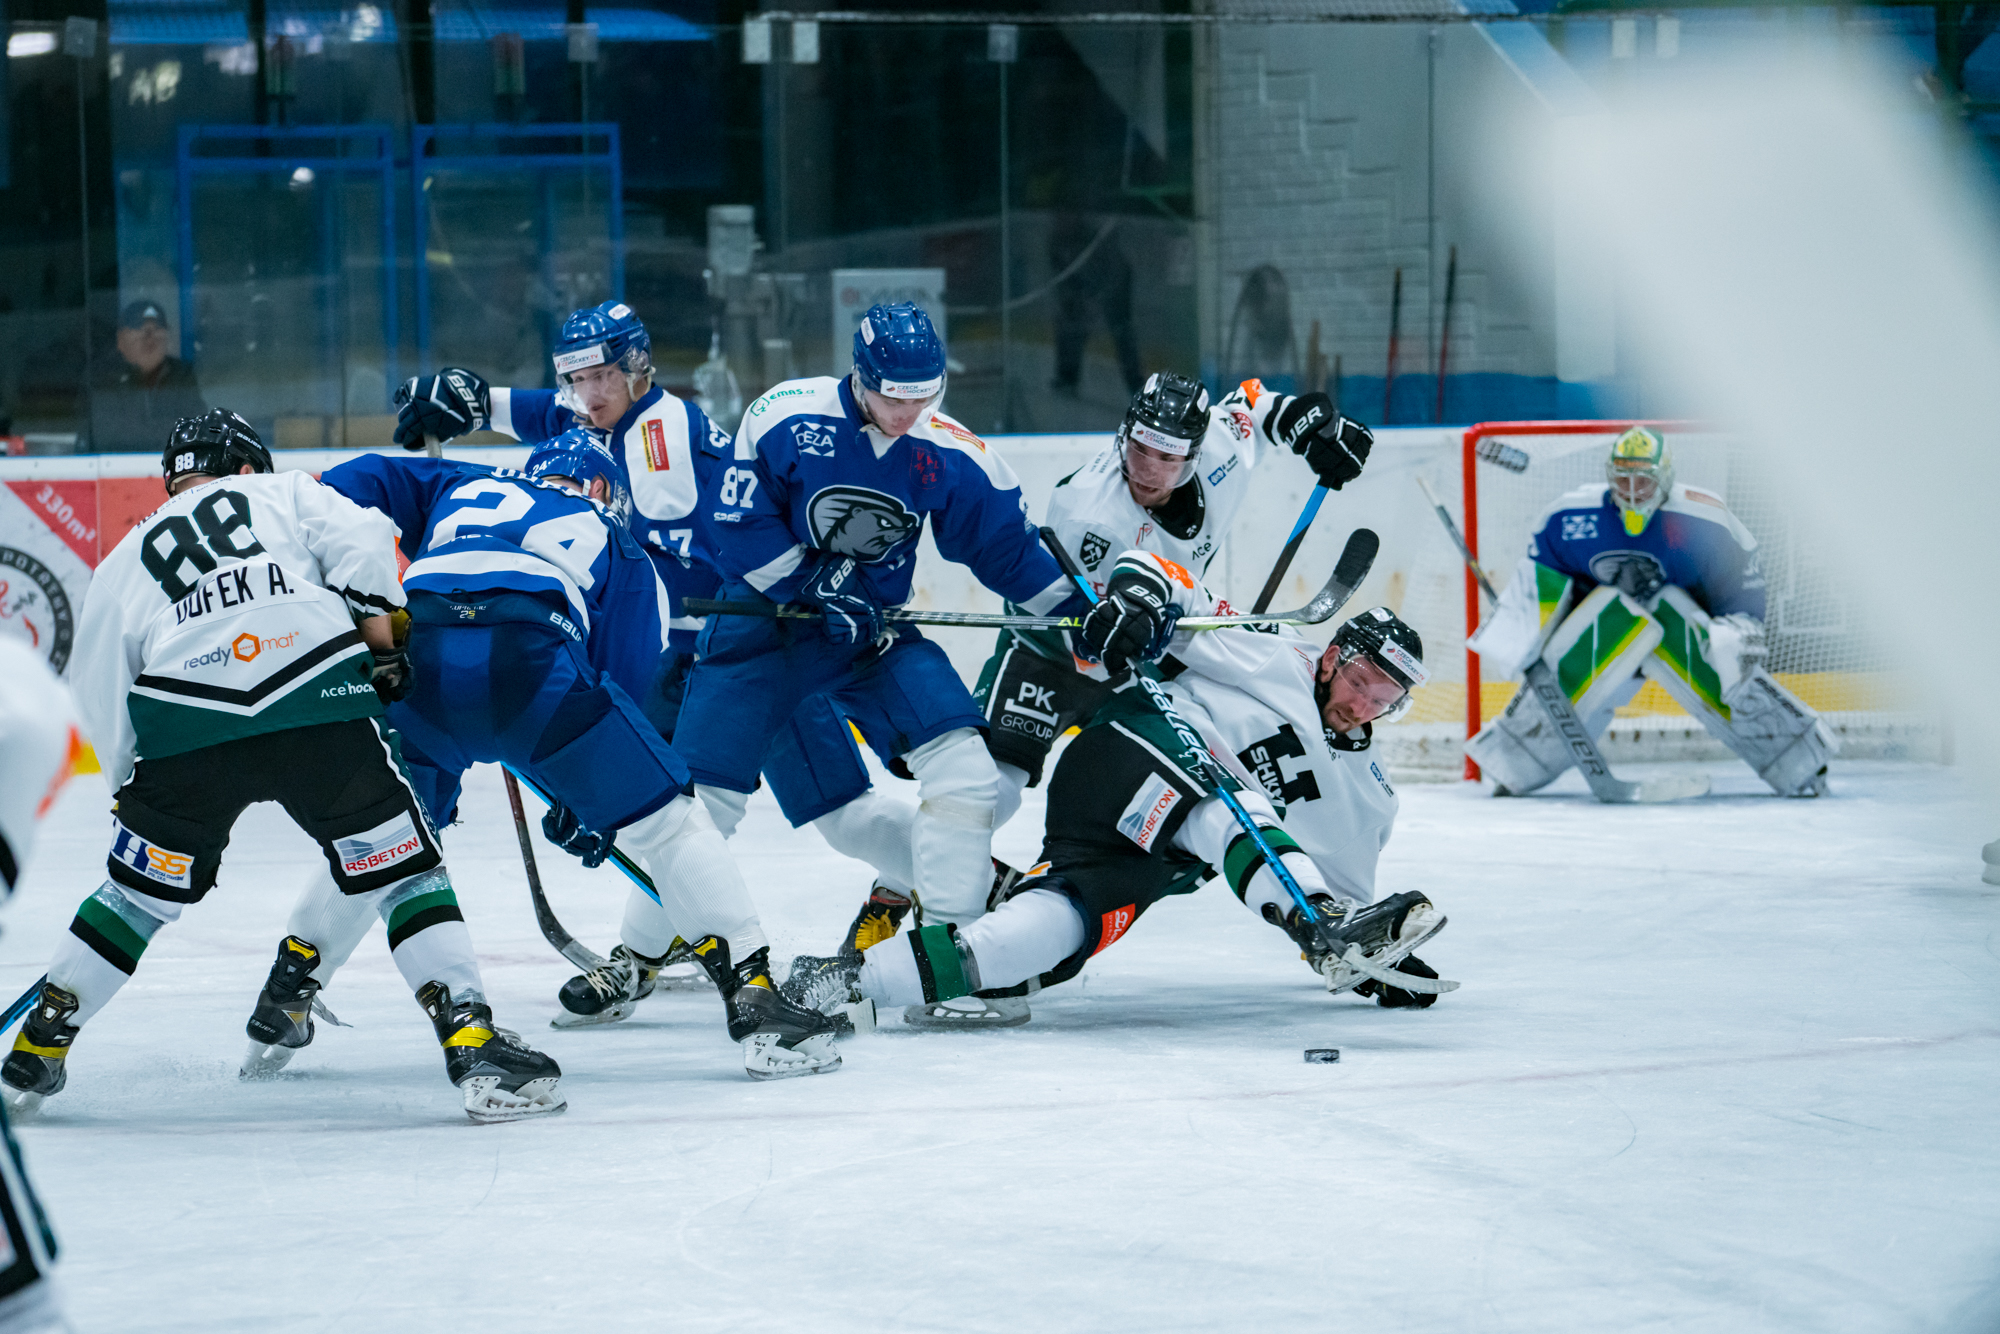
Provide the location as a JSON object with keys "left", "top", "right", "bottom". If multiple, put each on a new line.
{"left": 1708, "top": 613, "right": 1767, "bottom": 705}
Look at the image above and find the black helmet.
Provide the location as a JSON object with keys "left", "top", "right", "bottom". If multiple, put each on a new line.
{"left": 1318, "top": 607, "right": 1428, "bottom": 726}
{"left": 1117, "top": 372, "right": 1210, "bottom": 498}
{"left": 163, "top": 410, "right": 272, "bottom": 491}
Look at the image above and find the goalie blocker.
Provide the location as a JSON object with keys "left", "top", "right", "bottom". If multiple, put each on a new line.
{"left": 1468, "top": 581, "right": 1835, "bottom": 797}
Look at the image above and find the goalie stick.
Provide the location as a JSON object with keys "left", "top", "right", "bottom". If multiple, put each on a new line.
{"left": 1413, "top": 474, "right": 1709, "bottom": 805}
{"left": 686, "top": 529, "right": 1381, "bottom": 633}
{"left": 1039, "top": 527, "right": 1456, "bottom": 998}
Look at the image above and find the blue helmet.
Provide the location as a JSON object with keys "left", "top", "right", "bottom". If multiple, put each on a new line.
{"left": 852, "top": 302, "right": 946, "bottom": 399}
{"left": 525, "top": 426, "right": 633, "bottom": 528}
{"left": 553, "top": 300, "right": 652, "bottom": 385}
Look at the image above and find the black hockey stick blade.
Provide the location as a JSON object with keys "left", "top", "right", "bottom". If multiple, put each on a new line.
{"left": 503, "top": 768, "right": 606, "bottom": 972}
{"left": 1521, "top": 661, "right": 1709, "bottom": 804}
{"left": 1290, "top": 526, "right": 1379, "bottom": 626}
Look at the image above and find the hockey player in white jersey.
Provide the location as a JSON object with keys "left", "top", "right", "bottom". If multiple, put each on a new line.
{"left": 0, "top": 634, "right": 82, "bottom": 1328}
{"left": 819, "top": 371, "right": 1375, "bottom": 992}
{"left": 1466, "top": 426, "right": 1835, "bottom": 797}
{"left": 786, "top": 552, "right": 1452, "bottom": 1024}
{"left": 1, "top": 412, "right": 565, "bottom": 1123}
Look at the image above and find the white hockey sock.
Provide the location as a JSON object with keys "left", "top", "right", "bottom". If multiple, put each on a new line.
{"left": 993, "top": 762, "right": 1030, "bottom": 832}
{"left": 855, "top": 888, "right": 1083, "bottom": 1006}
{"left": 284, "top": 866, "right": 382, "bottom": 987}
{"left": 376, "top": 868, "right": 485, "bottom": 1003}
{"left": 812, "top": 790, "right": 918, "bottom": 896}
{"left": 618, "top": 882, "right": 684, "bottom": 960}
{"left": 695, "top": 784, "right": 751, "bottom": 839}
{"left": 1172, "top": 795, "right": 1330, "bottom": 922}
{"left": 904, "top": 728, "right": 999, "bottom": 925}
{"left": 50, "top": 881, "right": 185, "bottom": 1026}
{"left": 620, "top": 794, "right": 768, "bottom": 954}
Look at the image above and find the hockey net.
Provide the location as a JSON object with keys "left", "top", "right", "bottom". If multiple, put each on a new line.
{"left": 1368, "top": 420, "right": 1926, "bottom": 774}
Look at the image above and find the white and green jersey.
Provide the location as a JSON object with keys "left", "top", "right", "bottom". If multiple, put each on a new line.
{"left": 72, "top": 471, "right": 404, "bottom": 790}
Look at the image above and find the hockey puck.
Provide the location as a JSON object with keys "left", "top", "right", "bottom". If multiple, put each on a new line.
{"left": 1303, "top": 1048, "right": 1341, "bottom": 1064}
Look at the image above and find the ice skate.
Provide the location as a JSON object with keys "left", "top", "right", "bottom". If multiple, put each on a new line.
{"left": 419, "top": 982, "right": 565, "bottom": 1122}
{"left": 903, "top": 994, "right": 1032, "bottom": 1029}
{"left": 780, "top": 953, "right": 876, "bottom": 1035}
{"left": 1282, "top": 891, "right": 1456, "bottom": 997}
{"left": 553, "top": 944, "right": 667, "bottom": 1028}
{"left": 692, "top": 937, "right": 842, "bottom": 1080}
{"left": 242, "top": 936, "right": 328, "bottom": 1077}
{"left": 1, "top": 983, "right": 79, "bottom": 1116}
{"left": 837, "top": 883, "right": 914, "bottom": 958}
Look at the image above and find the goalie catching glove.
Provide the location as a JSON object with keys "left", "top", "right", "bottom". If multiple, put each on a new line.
{"left": 1075, "top": 553, "right": 1182, "bottom": 676}
{"left": 394, "top": 368, "right": 491, "bottom": 449}
{"left": 1272, "top": 392, "right": 1373, "bottom": 491}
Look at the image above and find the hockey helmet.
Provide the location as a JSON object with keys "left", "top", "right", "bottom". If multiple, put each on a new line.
{"left": 1605, "top": 426, "right": 1673, "bottom": 536}
{"left": 554, "top": 301, "right": 653, "bottom": 388}
{"left": 1116, "top": 372, "right": 1210, "bottom": 499}
{"left": 525, "top": 427, "right": 633, "bottom": 528}
{"left": 1317, "top": 607, "right": 1428, "bottom": 730}
{"left": 162, "top": 409, "right": 273, "bottom": 493}
{"left": 852, "top": 302, "right": 947, "bottom": 401}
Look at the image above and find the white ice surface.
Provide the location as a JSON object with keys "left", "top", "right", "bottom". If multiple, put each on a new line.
{"left": 9, "top": 756, "right": 2000, "bottom": 1332}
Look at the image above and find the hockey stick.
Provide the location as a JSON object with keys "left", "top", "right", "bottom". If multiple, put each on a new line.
{"left": 1039, "top": 528, "right": 1454, "bottom": 996}
{"left": 685, "top": 540, "right": 1377, "bottom": 634}
{"left": 1413, "top": 474, "right": 1709, "bottom": 804}
{"left": 0, "top": 976, "right": 45, "bottom": 1034}
{"left": 1251, "top": 485, "right": 1329, "bottom": 615}
{"left": 503, "top": 769, "right": 606, "bottom": 971}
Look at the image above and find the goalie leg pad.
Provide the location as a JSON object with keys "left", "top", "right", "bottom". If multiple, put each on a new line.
{"left": 1646, "top": 587, "right": 1837, "bottom": 797}
{"left": 1467, "top": 586, "right": 1660, "bottom": 794}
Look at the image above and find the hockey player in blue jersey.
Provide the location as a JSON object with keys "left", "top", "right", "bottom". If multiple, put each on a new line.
{"left": 244, "top": 430, "right": 841, "bottom": 1079}
{"left": 634, "top": 303, "right": 1158, "bottom": 957}
{"left": 1467, "top": 426, "right": 1835, "bottom": 797}
{"left": 390, "top": 301, "right": 728, "bottom": 739}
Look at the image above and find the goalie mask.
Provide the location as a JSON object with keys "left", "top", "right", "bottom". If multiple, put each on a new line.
{"left": 162, "top": 409, "right": 273, "bottom": 493}
{"left": 1316, "top": 607, "right": 1428, "bottom": 732}
{"left": 525, "top": 427, "right": 633, "bottom": 529}
{"left": 1606, "top": 426, "right": 1673, "bottom": 536}
{"left": 1116, "top": 372, "right": 1210, "bottom": 503}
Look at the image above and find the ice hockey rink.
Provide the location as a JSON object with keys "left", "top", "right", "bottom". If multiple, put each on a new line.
{"left": 10, "top": 746, "right": 1997, "bottom": 1332}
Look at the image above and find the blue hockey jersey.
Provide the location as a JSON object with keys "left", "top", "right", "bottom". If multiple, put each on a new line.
{"left": 489, "top": 383, "right": 728, "bottom": 651}
{"left": 1527, "top": 481, "right": 1766, "bottom": 619}
{"left": 319, "top": 454, "right": 672, "bottom": 704}
{"left": 710, "top": 375, "right": 1074, "bottom": 613}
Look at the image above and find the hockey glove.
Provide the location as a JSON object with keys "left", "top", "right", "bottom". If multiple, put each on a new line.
{"left": 799, "top": 556, "right": 887, "bottom": 646}
{"left": 368, "top": 647, "right": 413, "bottom": 704}
{"left": 1273, "top": 392, "right": 1373, "bottom": 491}
{"left": 1354, "top": 955, "right": 1442, "bottom": 1009}
{"left": 542, "top": 802, "right": 616, "bottom": 869}
{"left": 1076, "top": 561, "right": 1180, "bottom": 677}
{"left": 1709, "top": 613, "right": 1768, "bottom": 705}
{"left": 394, "top": 368, "right": 491, "bottom": 450}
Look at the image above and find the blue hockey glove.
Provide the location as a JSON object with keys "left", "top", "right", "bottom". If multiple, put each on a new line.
{"left": 542, "top": 802, "right": 616, "bottom": 869}
{"left": 1273, "top": 393, "right": 1372, "bottom": 490}
{"left": 799, "top": 556, "right": 887, "bottom": 646}
{"left": 1074, "top": 560, "right": 1180, "bottom": 676}
{"left": 394, "top": 368, "right": 491, "bottom": 449}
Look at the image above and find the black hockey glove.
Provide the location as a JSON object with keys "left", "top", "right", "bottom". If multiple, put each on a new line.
{"left": 368, "top": 647, "right": 413, "bottom": 704}
{"left": 798, "top": 556, "right": 887, "bottom": 646}
{"left": 1076, "top": 560, "right": 1180, "bottom": 677}
{"left": 394, "top": 368, "right": 491, "bottom": 450}
{"left": 542, "top": 802, "right": 617, "bottom": 869}
{"left": 1272, "top": 393, "right": 1372, "bottom": 491}
{"left": 1354, "top": 955, "right": 1441, "bottom": 1009}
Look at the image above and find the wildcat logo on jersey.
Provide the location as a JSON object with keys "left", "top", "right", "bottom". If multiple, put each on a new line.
{"left": 791, "top": 421, "right": 837, "bottom": 458}
{"left": 1116, "top": 773, "right": 1181, "bottom": 851}
{"left": 807, "top": 486, "right": 922, "bottom": 561}
{"left": 1079, "top": 533, "right": 1110, "bottom": 570}
{"left": 1228, "top": 410, "right": 1253, "bottom": 441}
{"left": 1588, "top": 550, "right": 1668, "bottom": 601}
{"left": 1561, "top": 513, "right": 1598, "bottom": 542}
{"left": 109, "top": 820, "right": 194, "bottom": 891}
{"left": 334, "top": 813, "right": 425, "bottom": 878}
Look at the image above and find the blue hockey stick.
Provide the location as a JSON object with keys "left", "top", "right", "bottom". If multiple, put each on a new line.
{"left": 0, "top": 976, "right": 46, "bottom": 1035}
{"left": 1251, "top": 485, "right": 1330, "bottom": 615}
